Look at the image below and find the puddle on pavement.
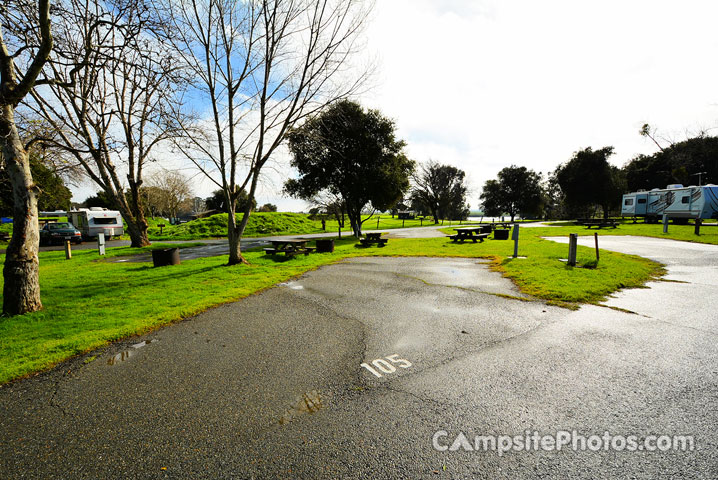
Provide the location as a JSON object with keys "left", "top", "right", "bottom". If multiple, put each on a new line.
{"left": 279, "top": 390, "right": 324, "bottom": 425}
{"left": 280, "top": 281, "right": 304, "bottom": 290}
{"left": 107, "top": 339, "right": 156, "bottom": 365}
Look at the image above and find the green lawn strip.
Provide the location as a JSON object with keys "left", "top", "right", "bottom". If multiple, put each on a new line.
{"left": 438, "top": 226, "right": 665, "bottom": 305}
{"left": 0, "top": 231, "right": 665, "bottom": 384}
{"left": 536, "top": 221, "right": 718, "bottom": 245}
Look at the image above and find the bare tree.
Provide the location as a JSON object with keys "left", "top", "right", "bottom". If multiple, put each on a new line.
{"left": 146, "top": 170, "right": 193, "bottom": 219}
{"left": 160, "top": 0, "right": 373, "bottom": 264}
{"left": 0, "top": 0, "right": 52, "bottom": 315}
{"left": 26, "top": 0, "right": 185, "bottom": 247}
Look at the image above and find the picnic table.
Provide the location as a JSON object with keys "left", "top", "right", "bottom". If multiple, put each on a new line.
{"left": 264, "top": 239, "right": 315, "bottom": 257}
{"left": 359, "top": 232, "right": 388, "bottom": 247}
{"left": 477, "top": 222, "right": 513, "bottom": 230}
{"left": 577, "top": 219, "right": 618, "bottom": 229}
{"left": 448, "top": 227, "right": 490, "bottom": 243}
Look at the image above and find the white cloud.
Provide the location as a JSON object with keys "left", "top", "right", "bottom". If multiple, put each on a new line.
{"left": 361, "top": 0, "right": 718, "bottom": 204}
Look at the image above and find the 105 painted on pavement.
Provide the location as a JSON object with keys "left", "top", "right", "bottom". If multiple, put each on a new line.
{"left": 361, "top": 354, "right": 412, "bottom": 378}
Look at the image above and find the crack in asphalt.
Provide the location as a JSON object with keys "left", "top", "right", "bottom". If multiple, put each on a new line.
{"left": 392, "top": 273, "right": 535, "bottom": 304}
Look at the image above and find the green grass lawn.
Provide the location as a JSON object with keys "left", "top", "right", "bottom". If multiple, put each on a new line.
{"left": 0, "top": 222, "right": 677, "bottom": 384}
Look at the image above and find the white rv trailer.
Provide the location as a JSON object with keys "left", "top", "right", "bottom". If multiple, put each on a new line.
{"left": 68, "top": 208, "right": 124, "bottom": 239}
{"left": 621, "top": 184, "right": 718, "bottom": 221}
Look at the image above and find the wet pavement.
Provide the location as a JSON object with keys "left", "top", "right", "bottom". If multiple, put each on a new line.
{"left": 1, "top": 240, "right": 716, "bottom": 478}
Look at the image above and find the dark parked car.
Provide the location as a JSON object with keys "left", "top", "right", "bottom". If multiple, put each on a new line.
{"left": 39, "top": 222, "right": 83, "bottom": 246}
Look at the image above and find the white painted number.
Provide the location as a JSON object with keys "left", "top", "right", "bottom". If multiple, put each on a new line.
{"left": 361, "top": 354, "right": 413, "bottom": 378}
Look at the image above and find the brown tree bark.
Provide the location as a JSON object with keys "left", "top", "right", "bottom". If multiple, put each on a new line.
{"left": 1, "top": 106, "right": 42, "bottom": 315}
{"left": 226, "top": 203, "right": 247, "bottom": 266}
{"left": 1, "top": 0, "right": 52, "bottom": 315}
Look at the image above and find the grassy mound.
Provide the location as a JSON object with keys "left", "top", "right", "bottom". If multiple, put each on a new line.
{"left": 148, "top": 212, "right": 322, "bottom": 240}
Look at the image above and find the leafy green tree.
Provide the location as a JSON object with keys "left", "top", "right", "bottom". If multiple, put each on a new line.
{"left": 1, "top": 153, "right": 72, "bottom": 216}
{"left": 624, "top": 135, "right": 718, "bottom": 190}
{"left": 258, "top": 203, "right": 278, "bottom": 212}
{"left": 480, "top": 165, "right": 543, "bottom": 221}
{"left": 556, "top": 147, "right": 625, "bottom": 219}
{"left": 542, "top": 171, "right": 568, "bottom": 220}
{"left": 410, "top": 160, "right": 470, "bottom": 223}
{"left": 285, "top": 100, "right": 415, "bottom": 237}
{"left": 82, "top": 191, "right": 115, "bottom": 210}
{"left": 204, "top": 189, "right": 256, "bottom": 214}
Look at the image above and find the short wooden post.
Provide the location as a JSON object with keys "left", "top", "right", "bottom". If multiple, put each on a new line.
{"left": 512, "top": 224, "right": 520, "bottom": 258}
{"left": 594, "top": 232, "right": 600, "bottom": 262}
{"left": 64, "top": 240, "right": 72, "bottom": 260}
{"left": 377, "top": 216, "right": 380, "bottom": 229}
{"left": 402, "top": 219, "right": 405, "bottom": 228}
{"left": 694, "top": 218, "right": 702, "bottom": 235}
{"left": 568, "top": 233, "right": 577, "bottom": 266}
{"left": 662, "top": 214, "right": 669, "bottom": 233}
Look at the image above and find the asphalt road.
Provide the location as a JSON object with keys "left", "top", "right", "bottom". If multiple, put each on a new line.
{"left": 1, "top": 237, "right": 716, "bottom": 478}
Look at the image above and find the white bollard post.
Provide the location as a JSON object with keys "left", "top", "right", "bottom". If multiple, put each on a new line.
{"left": 97, "top": 232, "right": 106, "bottom": 255}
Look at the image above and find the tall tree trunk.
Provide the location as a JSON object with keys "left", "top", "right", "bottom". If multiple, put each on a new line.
{"left": 126, "top": 181, "right": 150, "bottom": 247}
{"left": 347, "top": 206, "right": 361, "bottom": 237}
{"left": 123, "top": 214, "right": 149, "bottom": 247}
{"left": 1, "top": 106, "right": 42, "bottom": 315}
{"left": 226, "top": 205, "right": 247, "bottom": 265}
{"left": 113, "top": 193, "right": 150, "bottom": 247}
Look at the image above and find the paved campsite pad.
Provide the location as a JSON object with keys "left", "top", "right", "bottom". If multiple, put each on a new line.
{"left": 1, "top": 252, "right": 717, "bottom": 478}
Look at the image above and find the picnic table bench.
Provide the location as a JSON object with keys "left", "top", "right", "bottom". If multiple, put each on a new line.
{"left": 264, "top": 239, "right": 315, "bottom": 257}
{"left": 359, "top": 232, "right": 388, "bottom": 247}
{"left": 577, "top": 219, "right": 618, "bottom": 229}
{"left": 448, "top": 227, "right": 490, "bottom": 243}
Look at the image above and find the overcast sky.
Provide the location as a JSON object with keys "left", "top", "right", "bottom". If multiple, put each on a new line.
{"left": 72, "top": 0, "right": 718, "bottom": 212}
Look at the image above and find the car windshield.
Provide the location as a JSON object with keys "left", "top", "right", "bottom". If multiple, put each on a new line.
{"left": 48, "top": 223, "right": 72, "bottom": 230}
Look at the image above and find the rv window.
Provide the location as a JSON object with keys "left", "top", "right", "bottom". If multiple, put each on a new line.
{"left": 624, "top": 198, "right": 634, "bottom": 206}
{"left": 637, "top": 198, "right": 646, "bottom": 204}
{"left": 93, "top": 217, "right": 118, "bottom": 225}
{"left": 681, "top": 196, "right": 689, "bottom": 204}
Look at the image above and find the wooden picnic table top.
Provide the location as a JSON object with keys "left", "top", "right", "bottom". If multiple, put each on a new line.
{"left": 364, "top": 232, "right": 384, "bottom": 240}
{"left": 270, "top": 239, "right": 308, "bottom": 249}
{"left": 453, "top": 227, "right": 483, "bottom": 234}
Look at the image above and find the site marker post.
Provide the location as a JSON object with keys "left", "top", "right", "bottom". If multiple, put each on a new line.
{"left": 97, "top": 233, "right": 106, "bottom": 256}
{"left": 512, "top": 224, "right": 520, "bottom": 258}
{"left": 594, "top": 232, "right": 600, "bottom": 262}
{"left": 64, "top": 240, "right": 72, "bottom": 260}
{"left": 568, "top": 233, "right": 578, "bottom": 266}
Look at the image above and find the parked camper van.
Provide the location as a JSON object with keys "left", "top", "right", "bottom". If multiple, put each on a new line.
{"left": 68, "top": 208, "right": 124, "bottom": 239}
{"left": 621, "top": 184, "right": 718, "bottom": 221}
{"left": 620, "top": 191, "right": 649, "bottom": 217}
